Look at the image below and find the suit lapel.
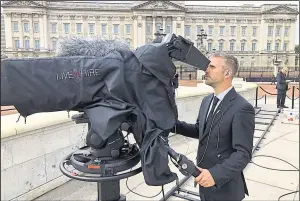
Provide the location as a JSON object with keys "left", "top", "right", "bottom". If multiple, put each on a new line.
{"left": 199, "top": 88, "right": 237, "bottom": 142}
{"left": 199, "top": 94, "right": 213, "bottom": 136}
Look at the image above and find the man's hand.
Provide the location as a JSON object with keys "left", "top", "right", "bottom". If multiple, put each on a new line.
{"left": 194, "top": 168, "right": 215, "bottom": 187}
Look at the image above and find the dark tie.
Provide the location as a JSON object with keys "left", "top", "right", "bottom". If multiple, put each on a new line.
{"left": 204, "top": 96, "right": 219, "bottom": 132}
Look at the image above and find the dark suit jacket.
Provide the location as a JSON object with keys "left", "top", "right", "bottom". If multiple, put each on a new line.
{"left": 276, "top": 71, "right": 287, "bottom": 91}
{"left": 174, "top": 87, "right": 255, "bottom": 201}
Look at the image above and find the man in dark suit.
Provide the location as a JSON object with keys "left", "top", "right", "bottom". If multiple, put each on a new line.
{"left": 173, "top": 53, "right": 255, "bottom": 201}
{"left": 276, "top": 67, "right": 289, "bottom": 108}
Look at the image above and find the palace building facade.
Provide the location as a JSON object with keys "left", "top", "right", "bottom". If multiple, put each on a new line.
{"left": 1, "top": 1, "right": 299, "bottom": 68}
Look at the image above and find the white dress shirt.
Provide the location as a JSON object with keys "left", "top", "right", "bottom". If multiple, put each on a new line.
{"left": 206, "top": 86, "right": 233, "bottom": 120}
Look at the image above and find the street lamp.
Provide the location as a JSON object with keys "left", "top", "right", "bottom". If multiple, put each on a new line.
{"left": 197, "top": 28, "right": 207, "bottom": 49}
{"left": 153, "top": 27, "right": 166, "bottom": 43}
{"left": 272, "top": 50, "right": 280, "bottom": 77}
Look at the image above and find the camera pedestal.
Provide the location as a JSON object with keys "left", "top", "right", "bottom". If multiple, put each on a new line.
{"left": 60, "top": 146, "right": 141, "bottom": 201}
{"left": 97, "top": 180, "right": 125, "bottom": 201}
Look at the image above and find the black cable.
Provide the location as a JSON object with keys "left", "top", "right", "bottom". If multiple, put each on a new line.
{"left": 278, "top": 189, "right": 299, "bottom": 201}
{"left": 251, "top": 151, "right": 299, "bottom": 200}
{"left": 251, "top": 155, "right": 298, "bottom": 171}
{"left": 125, "top": 176, "right": 162, "bottom": 198}
{"left": 249, "top": 109, "right": 299, "bottom": 201}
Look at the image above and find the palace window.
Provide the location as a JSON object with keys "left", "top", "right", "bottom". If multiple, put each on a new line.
{"left": 230, "top": 42, "right": 234, "bottom": 51}
{"left": 35, "top": 40, "right": 40, "bottom": 49}
{"left": 268, "top": 26, "right": 273, "bottom": 36}
{"left": 51, "top": 23, "right": 57, "bottom": 33}
{"left": 34, "top": 23, "right": 39, "bottom": 33}
{"left": 113, "top": 24, "right": 119, "bottom": 34}
{"left": 23, "top": 23, "right": 29, "bottom": 32}
{"left": 77, "top": 23, "right": 82, "bottom": 33}
{"left": 185, "top": 25, "right": 190, "bottom": 36}
{"left": 102, "top": 24, "right": 107, "bottom": 35}
{"left": 13, "top": 22, "right": 18, "bottom": 32}
{"left": 63, "top": 23, "right": 70, "bottom": 34}
{"left": 125, "top": 24, "right": 131, "bottom": 34}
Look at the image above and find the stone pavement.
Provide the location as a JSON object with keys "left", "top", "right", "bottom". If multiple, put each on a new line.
{"left": 33, "top": 97, "right": 299, "bottom": 201}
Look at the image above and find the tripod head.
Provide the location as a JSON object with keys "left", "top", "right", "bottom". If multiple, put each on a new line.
{"left": 69, "top": 112, "right": 140, "bottom": 176}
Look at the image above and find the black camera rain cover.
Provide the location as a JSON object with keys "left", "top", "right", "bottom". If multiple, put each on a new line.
{"left": 1, "top": 43, "right": 179, "bottom": 186}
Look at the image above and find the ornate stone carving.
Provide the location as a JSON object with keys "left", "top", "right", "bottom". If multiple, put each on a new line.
{"left": 177, "top": 23, "right": 181, "bottom": 28}
{"left": 17, "top": 1, "right": 32, "bottom": 6}
{"left": 132, "top": 16, "right": 138, "bottom": 20}
{"left": 57, "top": 15, "right": 63, "bottom": 20}
{"left": 22, "top": 13, "right": 29, "bottom": 18}
{"left": 70, "top": 15, "right": 75, "bottom": 20}
{"left": 5, "top": 12, "right": 12, "bottom": 17}
{"left": 120, "top": 16, "right": 125, "bottom": 20}
{"left": 151, "top": 1, "right": 168, "bottom": 9}
{"left": 82, "top": 15, "right": 88, "bottom": 20}
{"left": 138, "top": 23, "right": 142, "bottom": 27}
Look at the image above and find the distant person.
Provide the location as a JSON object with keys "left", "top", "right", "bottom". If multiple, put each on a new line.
{"left": 173, "top": 73, "right": 179, "bottom": 89}
{"left": 189, "top": 73, "right": 192, "bottom": 80}
{"left": 276, "top": 67, "right": 289, "bottom": 108}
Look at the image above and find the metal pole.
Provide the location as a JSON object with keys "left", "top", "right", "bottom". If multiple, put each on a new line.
{"left": 255, "top": 87, "right": 258, "bottom": 108}
{"left": 265, "top": 94, "right": 267, "bottom": 104}
{"left": 292, "top": 86, "right": 295, "bottom": 109}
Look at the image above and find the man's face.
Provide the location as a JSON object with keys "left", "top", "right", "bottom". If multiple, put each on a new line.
{"left": 205, "top": 56, "right": 227, "bottom": 87}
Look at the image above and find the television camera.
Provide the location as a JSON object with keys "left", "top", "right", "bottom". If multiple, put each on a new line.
{"left": 1, "top": 33, "right": 210, "bottom": 201}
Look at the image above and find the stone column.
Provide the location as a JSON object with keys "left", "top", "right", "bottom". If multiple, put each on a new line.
{"left": 142, "top": 16, "right": 146, "bottom": 45}
{"left": 273, "top": 20, "right": 277, "bottom": 50}
{"left": 137, "top": 16, "right": 142, "bottom": 46}
{"left": 162, "top": 16, "right": 166, "bottom": 32}
{"left": 108, "top": 16, "right": 112, "bottom": 37}
{"left": 70, "top": 15, "right": 76, "bottom": 35}
{"left": 43, "top": 13, "right": 49, "bottom": 50}
{"left": 83, "top": 15, "right": 88, "bottom": 36}
{"left": 57, "top": 15, "right": 63, "bottom": 36}
{"left": 120, "top": 16, "right": 125, "bottom": 38}
{"left": 179, "top": 17, "right": 185, "bottom": 37}
{"left": 4, "top": 13, "right": 12, "bottom": 49}
{"left": 29, "top": 14, "right": 34, "bottom": 49}
{"left": 172, "top": 16, "right": 177, "bottom": 35}
{"left": 152, "top": 16, "right": 156, "bottom": 39}
{"left": 95, "top": 16, "right": 101, "bottom": 36}
{"left": 289, "top": 19, "right": 296, "bottom": 52}
{"left": 18, "top": 14, "right": 23, "bottom": 49}
{"left": 259, "top": 18, "right": 267, "bottom": 53}
{"left": 192, "top": 18, "right": 196, "bottom": 41}
{"left": 133, "top": 15, "right": 138, "bottom": 48}
{"left": 39, "top": 14, "right": 45, "bottom": 50}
